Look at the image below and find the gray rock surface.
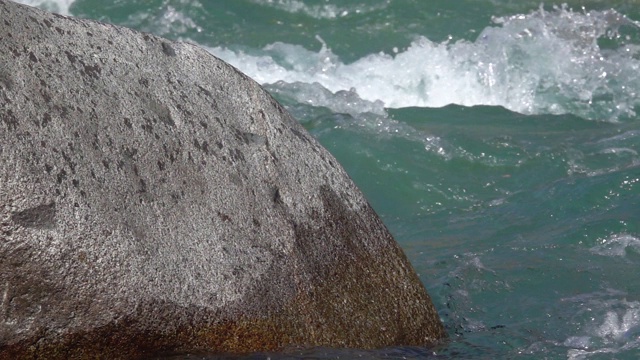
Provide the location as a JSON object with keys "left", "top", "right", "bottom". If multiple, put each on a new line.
{"left": 0, "top": 0, "right": 446, "bottom": 358}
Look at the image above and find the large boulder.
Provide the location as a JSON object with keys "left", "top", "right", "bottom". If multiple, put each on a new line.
{"left": 0, "top": 1, "right": 445, "bottom": 358}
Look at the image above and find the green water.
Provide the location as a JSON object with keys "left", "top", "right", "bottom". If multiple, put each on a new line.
{"left": 18, "top": 0, "right": 640, "bottom": 358}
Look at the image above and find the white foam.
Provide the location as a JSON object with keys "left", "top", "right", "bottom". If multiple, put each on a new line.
{"left": 597, "top": 305, "right": 640, "bottom": 340}
{"left": 563, "top": 336, "right": 591, "bottom": 349}
{"left": 265, "top": 81, "right": 386, "bottom": 117}
{"left": 208, "top": 6, "right": 640, "bottom": 121}
{"left": 249, "top": 0, "right": 390, "bottom": 19}
{"left": 598, "top": 147, "right": 639, "bottom": 156}
{"left": 565, "top": 299, "right": 640, "bottom": 359}
{"left": 590, "top": 234, "right": 640, "bottom": 257}
{"left": 14, "top": 0, "right": 75, "bottom": 15}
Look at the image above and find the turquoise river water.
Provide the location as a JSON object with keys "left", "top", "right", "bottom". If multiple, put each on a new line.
{"left": 15, "top": 0, "right": 640, "bottom": 359}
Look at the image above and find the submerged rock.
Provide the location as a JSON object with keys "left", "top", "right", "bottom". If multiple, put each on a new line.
{"left": 0, "top": 0, "right": 445, "bottom": 358}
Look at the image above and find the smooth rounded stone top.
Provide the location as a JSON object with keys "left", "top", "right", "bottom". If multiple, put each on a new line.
{"left": 0, "top": 0, "right": 446, "bottom": 358}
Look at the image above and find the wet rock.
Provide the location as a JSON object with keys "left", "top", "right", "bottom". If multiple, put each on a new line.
{"left": 0, "top": 1, "right": 446, "bottom": 358}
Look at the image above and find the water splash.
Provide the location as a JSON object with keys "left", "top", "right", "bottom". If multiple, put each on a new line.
{"left": 210, "top": 5, "right": 640, "bottom": 121}
{"left": 13, "top": 0, "right": 75, "bottom": 15}
{"left": 124, "top": 0, "right": 204, "bottom": 37}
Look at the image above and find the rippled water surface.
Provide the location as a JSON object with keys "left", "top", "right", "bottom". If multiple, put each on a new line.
{"left": 16, "top": 0, "right": 640, "bottom": 358}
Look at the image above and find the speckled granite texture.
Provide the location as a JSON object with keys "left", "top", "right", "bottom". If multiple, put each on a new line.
{"left": 0, "top": 1, "right": 445, "bottom": 358}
